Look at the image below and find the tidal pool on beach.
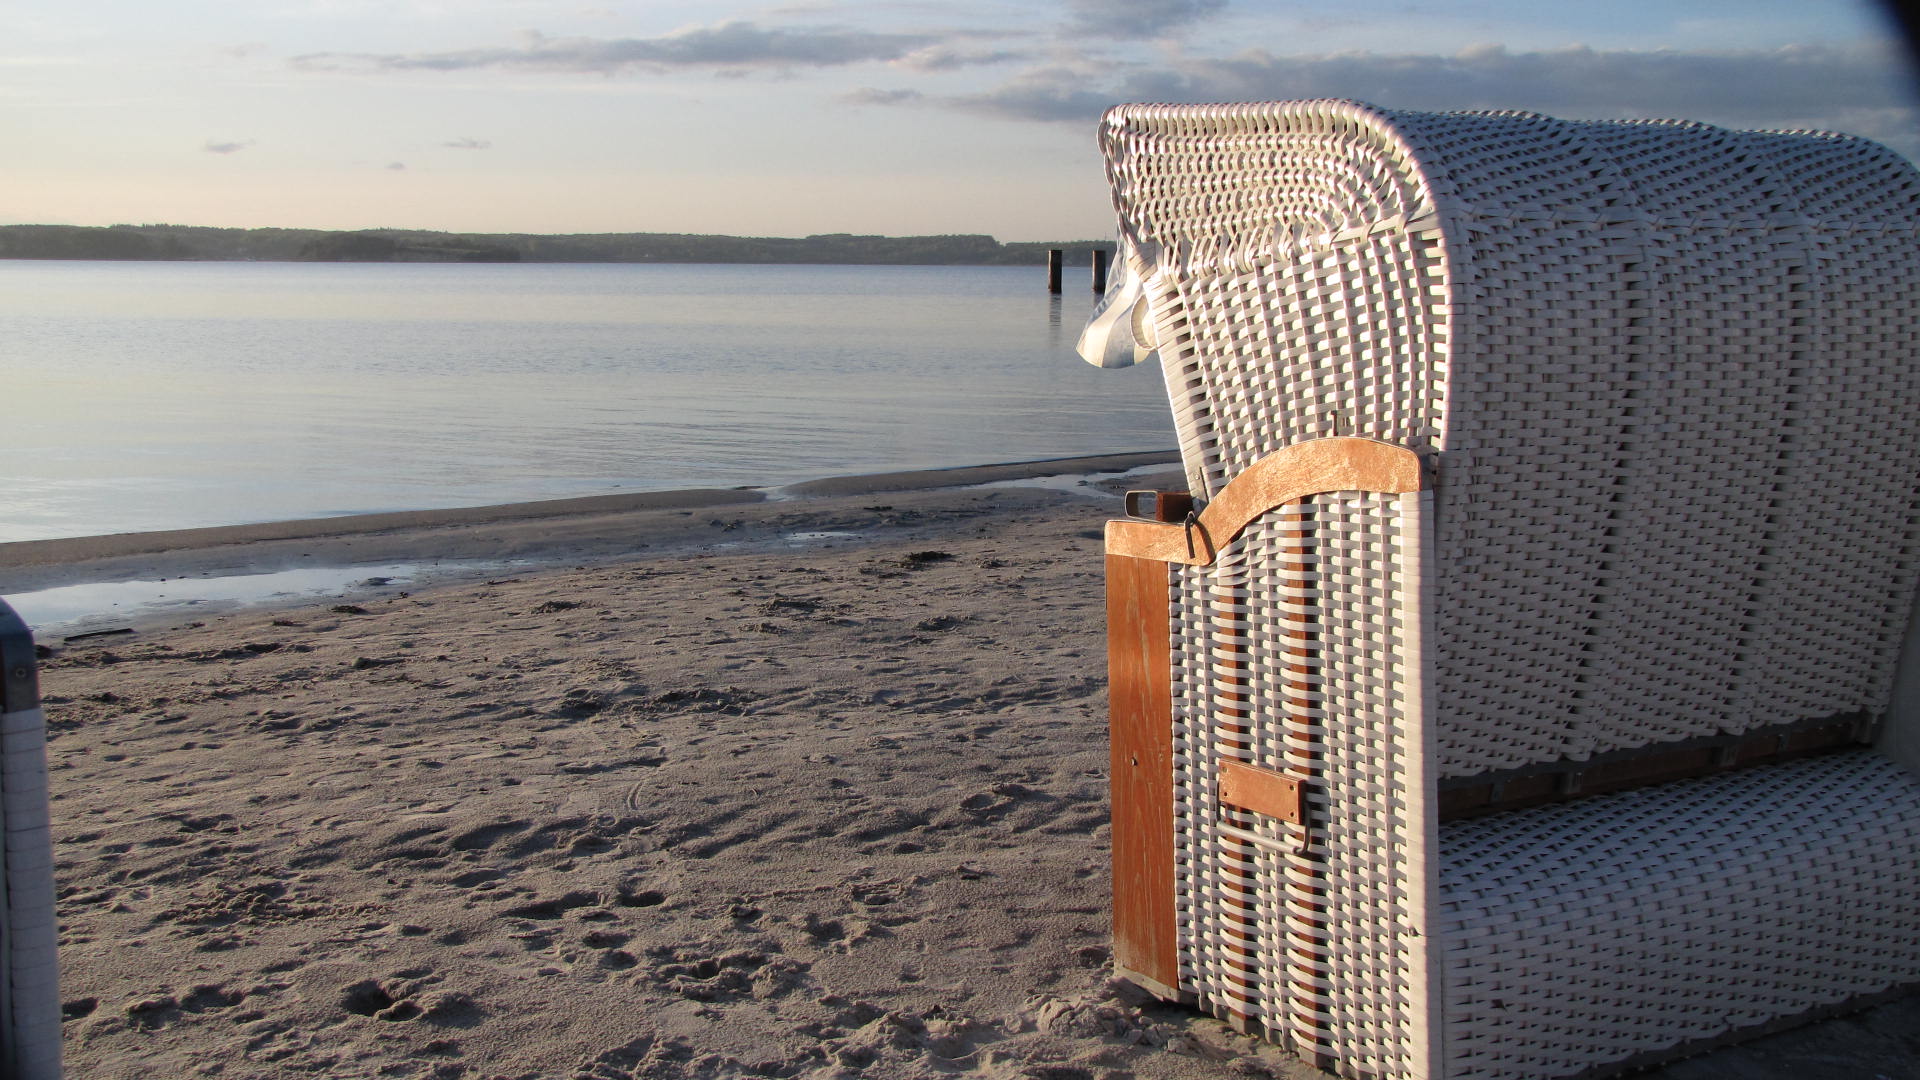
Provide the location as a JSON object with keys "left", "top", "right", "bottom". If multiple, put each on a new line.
{"left": 1, "top": 463, "right": 1177, "bottom": 642}
{"left": 3, "top": 560, "right": 520, "bottom": 639}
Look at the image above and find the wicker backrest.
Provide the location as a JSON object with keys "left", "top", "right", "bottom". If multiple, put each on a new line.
{"left": 1098, "top": 99, "right": 1920, "bottom": 777}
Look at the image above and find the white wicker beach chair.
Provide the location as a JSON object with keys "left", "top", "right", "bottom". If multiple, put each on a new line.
{"left": 1, "top": 600, "right": 60, "bottom": 1079}
{"left": 1087, "top": 100, "right": 1920, "bottom": 1080}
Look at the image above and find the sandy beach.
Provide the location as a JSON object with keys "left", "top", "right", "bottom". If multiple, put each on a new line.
{"left": 13, "top": 460, "right": 1917, "bottom": 1080}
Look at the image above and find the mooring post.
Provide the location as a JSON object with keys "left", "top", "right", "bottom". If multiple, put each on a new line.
{"left": 1047, "top": 249, "right": 1063, "bottom": 294}
{"left": 1092, "top": 249, "right": 1109, "bottom": 294}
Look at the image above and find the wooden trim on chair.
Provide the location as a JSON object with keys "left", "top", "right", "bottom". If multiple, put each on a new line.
{"left": 1105, "top": 437, "right": 1422, "bottom": 565}
{"left": 1218, "top": 760, "right": 1306, "bottom": 825}
{"left": 1107, "top": 552, "right": 1180, "bottom": 993}
{"left": 1437, "top": 712, "right": 1876, "bottom": 820}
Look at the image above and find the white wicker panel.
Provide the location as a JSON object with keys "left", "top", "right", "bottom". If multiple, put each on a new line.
{"left": 1731, "top": 217, "right": 1920, "bottom": 727}
{"left": 1201, "top": 541, "right": 1265, "bottom": 1021}
{"left": 1169, "top": 562, "right": 1220, "bottom": 1000}
{"left": 1292, "top": 495, "right": 1424, "bottom": 1079}
{"left": 1435, "top": 751, "right": 1920, "bottom": 1080}
{"left": 1422, "top": 200, "right": 1640, "bottom": 770}
{"left": 1169, "top": 230, "right": 1449, "bottom": 493}
{"left": 1244, "top": 505, "right": 1323, "bottom": 1054}
{"left": 1166, "top": 496, "right": 1428, "bottom": 1077}
{"left": 1552, "top": 124, "right": 1803, "bottom": 746}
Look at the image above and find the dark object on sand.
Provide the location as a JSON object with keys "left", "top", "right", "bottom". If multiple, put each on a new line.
{"left": 2, "top": 598, "right": 62, "bottom": 1077}
{"left": 61, "top": 627, "right": 132, "bottom": 643}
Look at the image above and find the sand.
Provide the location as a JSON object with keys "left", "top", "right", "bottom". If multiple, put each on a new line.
{"left": 17, "top": 462, "right": 1919, "bottom": 1080}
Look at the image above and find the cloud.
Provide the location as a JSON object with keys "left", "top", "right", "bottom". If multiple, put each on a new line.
{"left": 945, "top": 64, "right": 1122, "bottom": 123}
{"left": 841, "top": 86, "right": 924, "bottom": 106}
{"left": 387, "top": 161, "right": 406, "bottom": 170}
{"left": 443, "top": 136, "right": 492, "bottom": 149}
{"left": 1163, "top": 43, "right": 1910, "bottom": 122}
{"left": 203, "top": 138, "right": 255, "bottom": 153}
{"left": 894, "top": 43, "right": 1027, "bottom": 72}
{"left": 293, "top": 21, "right": 938, "bottom": 74}
{"left": 1066, "top": 0, "right": 1227, "bottom": 39}
{"left": 921, "top": 42, "right": 1916, "bottom": 132}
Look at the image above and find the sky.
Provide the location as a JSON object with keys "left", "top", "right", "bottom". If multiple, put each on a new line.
{"left": 4, "top": 1, "right": 1917, "bottom": 241}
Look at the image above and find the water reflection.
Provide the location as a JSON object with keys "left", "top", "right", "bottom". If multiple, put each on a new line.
{"left": 1, "top": 261, "right": 1174, "bottom": 542}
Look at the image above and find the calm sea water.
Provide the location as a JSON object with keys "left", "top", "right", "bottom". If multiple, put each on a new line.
{"left": 0, "top": 260, "right": 1173, "bottom": 543}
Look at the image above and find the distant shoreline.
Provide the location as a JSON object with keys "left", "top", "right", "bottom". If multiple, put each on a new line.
{"left": 0, "top": 224, "right": 1115, "bottom": 266}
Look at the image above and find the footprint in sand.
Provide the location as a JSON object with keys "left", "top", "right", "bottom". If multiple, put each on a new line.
{"left": 499, "top": 890, "right": 599, "bottom": 919}
{"left": 117, "top": 985, "right": 243, "bottom": 1030}
{"left": 339, "top": 972, "right": 481, "bottom": 1027}
{"left": 505, "top": 817, "right": 597, "bottom": 858}
{"left": 616, "top": 886, "right": 666, "bottom": 908}
{"left": 641, "top": 948, "right": 805, "bottom": 1002}
{"left": 576, "top": 929, "right": 639, "bottom": 971}
{"left": 448, "top": 819, "right": 530, "bottom": 852}
{"left": 448, "top": 867, "right": 504, "bottom": 889}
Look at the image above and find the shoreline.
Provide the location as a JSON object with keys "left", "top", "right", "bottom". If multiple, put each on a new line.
{"left": 0, "top": 451, "right": 1182, "bottom": 638}
{"left": 0, "top": 451, "right": 1178, "bottom": 573}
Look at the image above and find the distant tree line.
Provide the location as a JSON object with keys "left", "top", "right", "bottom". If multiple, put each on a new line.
{"left": 0, "top": 224, "right": 1114, "bottom": 266}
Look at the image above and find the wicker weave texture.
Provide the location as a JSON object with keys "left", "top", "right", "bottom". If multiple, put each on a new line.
{"left": 1435, "top": 750, "right": 1920, "bottom": 1079}
{"left": 1101, "top": 100, "right": 1920, "bottom": 776}
{"left": 1169, "top": 495, "right": 1430, "bottom": 1074}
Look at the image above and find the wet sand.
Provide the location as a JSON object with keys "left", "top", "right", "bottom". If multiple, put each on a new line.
{"left": 19, "top": 456, "right": 1919, "bottom": 1080}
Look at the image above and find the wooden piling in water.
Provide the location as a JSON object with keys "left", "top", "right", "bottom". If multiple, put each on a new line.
{"left": 1092, "top": 249, "right": 1109, "bottom": 294}
{"left": 1047, "top": 249, "right": 1063, "bottom": 293}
